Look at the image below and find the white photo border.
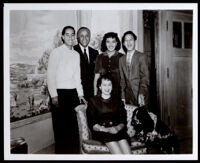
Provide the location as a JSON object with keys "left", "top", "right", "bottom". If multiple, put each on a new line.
{"left": 4, "top": 3, "right": 198, "bottom": 160}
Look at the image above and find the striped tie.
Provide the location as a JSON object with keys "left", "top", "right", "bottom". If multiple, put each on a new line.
{"left": 127, "top": 54, "right": 131, "bottom": 76}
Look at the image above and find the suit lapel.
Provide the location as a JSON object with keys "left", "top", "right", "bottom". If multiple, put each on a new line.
{"left": 130, "top": 50, "right": 139, "bottom": 73}
{"left": 88, "top": 47, "right": 92, "bottom": 63}
{"left": 77, "top": 44, "right": 89, "bottom": 63}
{"left": 76, "top": 44, "right": 83, "bottom": 55}
{"left": 123, "top": 50, "right": 139, "bottom": 78}
{"left": 122, "top": 56, "right": 129, "bottom": 78}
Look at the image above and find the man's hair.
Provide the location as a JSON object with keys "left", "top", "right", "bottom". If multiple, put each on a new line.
{"left": 121, "top": 31, "right": 137, "bottom": 53}
{"left": 101, "top": 32, "right": 121, "bottom": 52}
{"left": 61, "top": 26, "right": 75, "bottom": 42}
{"left": 77, "top": 27, "right": 90, "bottom": 38}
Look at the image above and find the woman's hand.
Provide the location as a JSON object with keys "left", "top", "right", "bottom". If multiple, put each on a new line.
{"left": 93, "top": 124, "right": 107, "bottom": 132}
{"left": 93, "top": 124, "right": 118, "bottom": 133}
{"left": 115, "top": 123, "right": 125, "bottom": 131}
{"left": 108, "top": 127, "right": 119, "bottom": 134}
{"left": 108, "top": 124, "right": 125, "bottom": 134}
{"left": 93, "top": 123, "right": 125, "bottom": 134}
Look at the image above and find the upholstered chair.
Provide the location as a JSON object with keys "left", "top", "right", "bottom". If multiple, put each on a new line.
{"left": 74, "top": 104, "right": 147, "bottom": 154}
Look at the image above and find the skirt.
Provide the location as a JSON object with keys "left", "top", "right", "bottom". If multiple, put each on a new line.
{"left": 92, "top": 127, "right": 130, "bottom": 144}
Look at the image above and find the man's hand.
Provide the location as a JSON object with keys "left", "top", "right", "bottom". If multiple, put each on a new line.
{"left": 52, "top": 96, "right": 59, "bottom": 107}
{"left": 138, "top": 94, "right": 145, "bottom": 106}
{"left": 79, "top": 96, "right": 87, "bottom": 105}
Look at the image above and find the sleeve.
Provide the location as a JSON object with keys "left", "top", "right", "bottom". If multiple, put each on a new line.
{"left": 94, "top": 54, "right": 101, "bottom": 74}
{"left": 86, "top": 99, "right": 97, "bottom": 130}
{"left": 94, "top": 49, "right": 99, "bottom": 58}
{"left": 118, "top": 100, "right": 127, "bottom": 125}
{"left": 47, "top": 50, "right": 59, "bottom": 98}
{"left": 139, "top": 54, "right": 150, "bottom": 99}
{"left": 74, "top": 53, "right": 84, "bottom": 97}
{"left": 119, "top": 58, "right": 126, "bottom": 99}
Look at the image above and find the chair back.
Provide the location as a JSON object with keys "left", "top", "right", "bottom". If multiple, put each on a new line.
{"left": 74, "top": 104, "right": 92, "bottom": 152}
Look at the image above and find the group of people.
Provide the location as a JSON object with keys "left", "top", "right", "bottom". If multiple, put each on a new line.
{"left": 47, "top": 25, "right": 150, "bottom": 154}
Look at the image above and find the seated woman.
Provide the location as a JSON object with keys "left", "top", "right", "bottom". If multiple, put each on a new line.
{"left": 87, "top": 73, "right": 132, "bottom": 154}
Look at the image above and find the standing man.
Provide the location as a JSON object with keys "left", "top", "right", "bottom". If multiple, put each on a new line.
{"left": 74, "top": 27, "right": 99, "bottom": 101}
{"left": 119, "top": 31, "right": 150, "bottom": 107}
{"left": 47, "top": 26, "right": 86, "bottom": 154}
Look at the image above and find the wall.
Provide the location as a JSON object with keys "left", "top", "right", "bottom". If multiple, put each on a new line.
{"left": 77, "top": 10, "right": 144, "bottom": 52}
{"left": 11, "top": 113, "right": 54, "bottom": 153}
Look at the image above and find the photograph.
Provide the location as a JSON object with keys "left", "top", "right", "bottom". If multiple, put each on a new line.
{"left": 3, "top": 3, "right": 198, "bottom": 160}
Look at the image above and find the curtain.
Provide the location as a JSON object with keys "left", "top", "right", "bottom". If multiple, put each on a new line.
{"left": 76, "top": 10, "right": 144, "bottom": 52}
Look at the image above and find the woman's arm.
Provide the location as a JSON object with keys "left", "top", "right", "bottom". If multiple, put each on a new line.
{"left": 87, "top": 99, "right": 97, "bottom": 130}
{"left": 93, "top": 124, "right": 123, "bottom": 134}
{"left": 93, "top": 124, "right": 107, "bottom": 132}
{"left": 94, "top": 73, "right": 100, "bottom": 96}
{"left": 115, "top": 123, "right": 125, "bottom": 131}
{"left": 93, "top": 55, "right": 102, "bottom": 96}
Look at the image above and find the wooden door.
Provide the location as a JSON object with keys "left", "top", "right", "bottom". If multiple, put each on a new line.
{"left": 159, "top": 11, "right": 193, "bottom": 140}
{"left": 167, "top": 11, "right": 192, "bottom": 138}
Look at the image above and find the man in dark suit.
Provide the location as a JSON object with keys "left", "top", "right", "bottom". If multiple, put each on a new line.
{"left": 119, "top": 31, "right": 150, "bottom": 107}
{"left": 74, "top": 27, "right": 99, "bottom": 101}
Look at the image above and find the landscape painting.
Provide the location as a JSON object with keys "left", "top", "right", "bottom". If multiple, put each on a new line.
{"left": 9, "top": 10, "right": 78, "bottom": 122}
{"left": 9, "top": 10, "right": 104, "bottom": 122}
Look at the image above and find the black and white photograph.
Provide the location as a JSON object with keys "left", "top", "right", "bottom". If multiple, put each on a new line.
{"left": 3, "top": 3, "right": 198, "bottom": 160}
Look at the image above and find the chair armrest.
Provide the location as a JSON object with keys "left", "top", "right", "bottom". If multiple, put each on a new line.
{"left": 82, "top": 139, "right": 110, "bottom": 154}
{"left": 74, "top": 104, "right": 91, "bottom": 141}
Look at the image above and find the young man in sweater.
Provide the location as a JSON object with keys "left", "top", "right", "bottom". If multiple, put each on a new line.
{"left": 47, "top": 26, "right": 86, "bottom": 154}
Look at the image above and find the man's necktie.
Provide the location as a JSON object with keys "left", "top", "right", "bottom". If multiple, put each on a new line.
{"left": 126, "top": 54, "right": 132, "bottom": 76}
{"left": 83, "top": 48, "right": 88, "bottom": 63}
{"left": 126, "top": 53, "right": 132, "bottom": 66}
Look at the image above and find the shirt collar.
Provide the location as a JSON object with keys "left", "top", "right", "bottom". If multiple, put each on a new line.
{"left": 62, "top": 44, "right": 73, "bottom": 51}
{"left": 79, "top": 43, "right": 89, "bottom": 54}
{"left": 103, "top": 51, "right": 118, "bottom": 57}
{"left": 127, "top": 50, "right": 135, "bottom": 58}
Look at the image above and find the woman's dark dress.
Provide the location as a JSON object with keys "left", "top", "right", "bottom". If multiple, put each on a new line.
{"left": 94, "top": 51, "right": 124, "bottom": 98}
{"left": 87, "top": 95, "right": 130, "bottom": 144}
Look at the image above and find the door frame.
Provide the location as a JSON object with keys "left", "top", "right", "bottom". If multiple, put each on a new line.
{"left": 155, "top": 10, "right": 193, "bottom": 129}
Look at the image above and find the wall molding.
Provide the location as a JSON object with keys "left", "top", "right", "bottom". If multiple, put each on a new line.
{"left": 11, "top": 112, "right": 52, "bottom": 129}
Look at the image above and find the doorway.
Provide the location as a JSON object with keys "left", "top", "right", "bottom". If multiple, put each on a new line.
{"left": 155, "top": 10, "right": 193, "bottom": 153}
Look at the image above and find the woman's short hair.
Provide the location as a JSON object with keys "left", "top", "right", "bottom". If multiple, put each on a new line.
{"left": 61, "top": 26, "right": 75, "bottom": 42}
{"left": 97, "top": 73, "right": 114, "bottom": 94}
{"left": 101, "top": 32, "right": 121, "bottom": 52}
{"left": 121, "top": 31, "right": 137, "bottom": 53}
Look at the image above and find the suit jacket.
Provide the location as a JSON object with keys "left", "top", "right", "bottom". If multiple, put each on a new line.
{"left": 119, "top": 50, "right": 150, "bottom": 106}
{"left": 74, "top": 44, "right": 99, "bottom": 101}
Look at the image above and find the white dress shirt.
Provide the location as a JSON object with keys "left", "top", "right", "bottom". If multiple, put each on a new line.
{"left": 126, "top": 50, "right": 135, "bottom": 65}
{"left": 47, "top": 44, "right": 83, "bottom": 98}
